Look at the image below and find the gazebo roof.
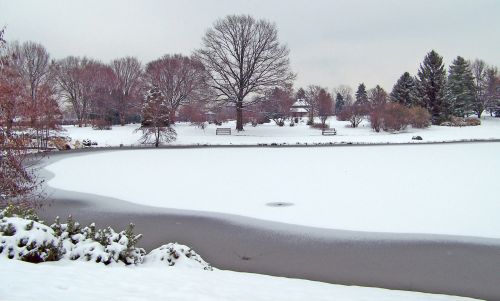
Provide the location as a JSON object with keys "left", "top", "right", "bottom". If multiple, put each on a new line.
{"left": 291, "top": 99, "right": 309, "bottom": 108}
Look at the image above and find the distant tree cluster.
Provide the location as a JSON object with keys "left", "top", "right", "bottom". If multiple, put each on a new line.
{"left": 334, "top": 50, "right": 500, "bottom": 131}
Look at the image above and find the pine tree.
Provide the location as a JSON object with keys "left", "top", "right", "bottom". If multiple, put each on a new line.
{"left": 369, "top": 85, "right": 387, "bottom": 108}
{"left": 447, "top": 56, "right": 476, "bottom": 117}
{"left": 295, "top": 88, "right": 306, "bottom": 100}
{"left": 484, "top": 67, "right": 499, "bottom": 116}
{"left": 137, "top": 86, "right": 177, "bottom": 147}
{"left": 355, "top": 83, "right": 368, "bottom": 105}
{"left": 390, "top": 72, "right": 418, "bottom": 107}
{"left": 417, "top": 50, "right": 448, "bottom": 124}
{"left": 335, "top": 92, "right": 345, "bottom": 115}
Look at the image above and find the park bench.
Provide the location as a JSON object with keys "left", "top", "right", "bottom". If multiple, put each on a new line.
{"left": 216, "top": 128, "right": 231, "bottom": 135}
{"left": 321, "top": 128, "right": 337, "bottom": 136}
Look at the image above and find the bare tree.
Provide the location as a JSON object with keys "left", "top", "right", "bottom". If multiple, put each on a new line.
{"left": 196, "top": 15, "right": 295, "bottom": 131}
{"left": 333, "top": 85, "right": 354, "bottom": 106}
{"left": 0, "top": 32, "right": 41, "bottom": 206}
{"left": 337, "top": 104, "right": 366, "bottom": 128}
{"left": 53, "top": 57, "right": 114, "bottom": 127}
{"left": 317, "top": 89, "right": 333, "bottom": 128}
{"left": 111, "top": 57, "right": 143, "bottom": 125}
{"left": 305, "top": 85, "right": 322, "bottom": 123}
{"left": 8, "top": 41, "right": 50, "bottom": 122}
{"left": 52, "top": 57, "right": 86, "bottom": 126}
{"left": 471, "top": 59, "right": 489, "bottom": 118}
{"left": 145, "top": 54, "right": 206, "bottom": 123}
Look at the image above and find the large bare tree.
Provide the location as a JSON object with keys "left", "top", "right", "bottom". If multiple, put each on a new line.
{"left": 53, "top": 57, "right": 114, "bottom": 127}
{"left": 196, "top": 15, "right": 295, "bottom": 131}
{"left": 471, "top": 59, "right": 489, "bottom": 118}
{"left": 8, "top": 41, "right": 50, "bottom": 121}
{"left": 145, "top": 54, "right": 206, "bottom": 123}
{"left": 111, "top": 57, "right": 143, "bottom": 125}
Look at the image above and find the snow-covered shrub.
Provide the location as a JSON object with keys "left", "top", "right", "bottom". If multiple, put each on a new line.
{"left": 1, "top": 205, "right": 210, "bottom": 269}
{"left": 0, "top": 203, "right": 40, "bottom": 222}
{"left": 0, "top": 216, "right": 63, "bottom": 263}
{"left": 145, "top": 243, "right": 212, "bottom": 270}
{"left": 52, "top": 218, "right": 145, "bottom": 265}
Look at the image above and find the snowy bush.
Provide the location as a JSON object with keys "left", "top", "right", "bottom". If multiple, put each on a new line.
{"left": 0, "top": 206, "right": 211, "bottom": 269}
{"left": 52, "top": 217, "right": 146, "bottom": 265}
{"left": 0, "top": 216, "right": 63, "bottom": 263}
{"left": 145, "top": 243, "right": 212, "bottom": 271}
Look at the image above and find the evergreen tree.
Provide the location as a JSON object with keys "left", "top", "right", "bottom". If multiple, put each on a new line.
{"left": 369, "top": 85, "right": 388, "bottom": 108}
{"left": 355, "top": 83, "right": 368, "bottom": 105}
{"left": 390, "top": 72, "right": 418, "bottom": 107}
{"left": 137, "top": 86, "right": 177, "bottom": 147}
{"left": 447, "top": 56, "right": 476, "bottom": 117}
{"left": 484, "top": 67, "right": 499, "bottom": 116}
{"left": 295, "top": 87, "right": 306, "bottom": 100}
{"left": 417, "top": 50, "right": 448, "bottom": 124}
{"left": 335, "top": 92, "right": 345, "bottom": 115}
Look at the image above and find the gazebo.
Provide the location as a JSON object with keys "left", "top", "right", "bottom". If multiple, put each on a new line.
{"left": 290, "top": 99, "right": 310, "bottom": 118}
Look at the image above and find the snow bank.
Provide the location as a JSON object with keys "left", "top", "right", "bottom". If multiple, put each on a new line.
{"left": 0, "top": 258, "right": 479, "bottom": 301}
{"left": 144, "top": 243, "right": 212, "bottom": 270}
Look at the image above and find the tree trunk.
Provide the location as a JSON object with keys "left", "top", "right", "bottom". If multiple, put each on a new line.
{"left": 155, "top": 128, "right": 160, "bottom": 148}
{"left": 169, "top": 110, "right": 176, "bottom": 125}
{"left": 236, "top": 101, "right": 243, "bottom": 131}
{"left": 120, "top": 112, "right": 125, "bottom": 126}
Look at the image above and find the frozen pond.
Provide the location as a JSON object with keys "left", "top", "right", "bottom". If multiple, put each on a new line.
{"left": 44, "top": 142, "right": 500, "bottom": 239}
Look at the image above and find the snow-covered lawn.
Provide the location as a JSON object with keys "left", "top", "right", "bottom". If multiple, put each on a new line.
{"left": 61, "top": 117, "right": 500, "bottom": 147}
{"left": 45, "top": 142, "right": 500, "bottom": 239}
{"left": 0, "top": 259, "right": 478, "bottom": 301}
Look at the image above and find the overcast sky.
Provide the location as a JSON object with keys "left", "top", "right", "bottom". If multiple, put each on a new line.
{"left": 2, "top": 0, "right": 499, "bottom": 91}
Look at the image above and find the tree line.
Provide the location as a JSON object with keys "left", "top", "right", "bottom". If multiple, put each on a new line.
{"left": 2, "top": 16, "right": 499, "bottom": 141}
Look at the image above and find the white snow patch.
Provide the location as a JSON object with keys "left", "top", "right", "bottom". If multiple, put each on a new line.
{"left": 0, "top": 258, "right": 479, "bottom": 301}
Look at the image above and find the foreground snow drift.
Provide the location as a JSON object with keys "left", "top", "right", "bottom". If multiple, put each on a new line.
{"left": 45, "top": 143, "right": 500, "bottom": 239}
{"left": 0, "top": 259, "right": 478, "bottom": 301}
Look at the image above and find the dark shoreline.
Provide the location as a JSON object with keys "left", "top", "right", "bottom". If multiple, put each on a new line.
{"left": 36, "top": 145, "right": 500, "bottom": 301}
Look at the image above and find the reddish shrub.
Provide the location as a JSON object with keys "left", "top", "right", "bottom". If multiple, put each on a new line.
{"left": 465, "top": 117, "right": 481, "bottom": 126}
{"left": 409, "top": 106, "right": 431, "bottom": 128}
{"left": 381, "top": 103, "right": 411, "bottom": 131}
{"left": 337, "top": 104, "right": 366, "bottom": 128}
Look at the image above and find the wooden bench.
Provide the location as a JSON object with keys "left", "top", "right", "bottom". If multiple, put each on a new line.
{"left": 322, "top": 128, "right": 337, "bottom": 136}
{"left": 216, "top": 128, "right": 231, "bottom": 135}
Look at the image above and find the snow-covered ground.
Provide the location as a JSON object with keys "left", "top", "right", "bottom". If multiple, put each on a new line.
{"left": 44, "top": 142, "right": 500, "bottom": 239}
{"left": 61, "top": 117, "right": 500, "bottom": 147}
{"left": 0, "top": 258, "right": 479, "bottom": 301}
